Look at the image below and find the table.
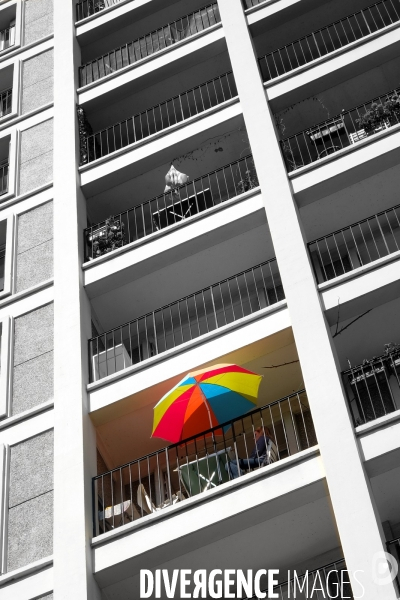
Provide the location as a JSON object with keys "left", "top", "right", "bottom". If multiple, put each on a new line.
{"left": 152, "top": 188, "right": 212, "bottom": 230}
{"left": 176, "top": 448, "right": 232, "bottom": 497}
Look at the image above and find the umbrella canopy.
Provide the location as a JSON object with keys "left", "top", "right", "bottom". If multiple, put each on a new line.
{"left": 152, "top": 364, "right": 262, "bottom": 444}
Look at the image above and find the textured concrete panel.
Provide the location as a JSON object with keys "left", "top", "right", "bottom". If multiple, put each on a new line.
{"left": 19, "top": 120, "right": 53, "bottom": 195}
{"left": 16, "top": 240, "right": 53, "bottom": 292}
{"left": 37, "top": 596, "right": 53, "bottom": 600}
{"left": 20, "top": 120, "right": 53, "bottom": 164}
{"left": 13, "top": 304, "right": 54, "bottom": 367}
{"left": 22, "top": 78, "right": 53, "bottom": 115}
{"left": 17, "top": 201, "right": 53, "bottom": 254}
{"left": 12, "top": 351, "right": 54, "bottom": 415}
{"left": 21, "top": 49, "right": 54, "bottom": 115}
{"left": 24, "top": 15, "right": 53, "bottom": 46}
{"left": 24, "top": 0, "right": 53, "bottom": 46}
{"left": 19, "top": 152, "right": 53, "bottom": 196}
{"left": 7, "top": 491, "right": 53, "bottom": 572}
{"left": 9, "top": 430, "right": 53, "bottom": 508}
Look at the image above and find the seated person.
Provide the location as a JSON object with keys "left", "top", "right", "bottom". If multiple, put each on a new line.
{"left": 225, "top": 426, "right": 272, "bottom": 479}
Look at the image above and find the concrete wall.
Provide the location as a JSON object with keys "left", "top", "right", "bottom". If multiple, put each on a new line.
{"left": 7, "top": 429, "right": 54, "bottom": 572}
{"left": 21, "top": 49, "right": 54, "bottom": 115}
{"left": 19, "top": 119, "right": 53, "bottom": 196}
{"left": 37, "top": 596, "right": 53, "bottom": 600}
{"left": 24, "top": 0, "right": 53, "bottom": 47}
{"left": 12, "top": 303, "right": 54, "bottom": 416}
{"left": 16, "top": 201, "right": 53, "bottom": 293}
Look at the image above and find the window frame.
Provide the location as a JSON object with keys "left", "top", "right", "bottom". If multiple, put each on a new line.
{"left": 0, "top": 61, "right": 20, "bottom": 124}
{"left": 0, "top": 316, "right": 12, "bottom": 420}
{"left": 0, "top": 215, "right": 15, "bottom": 300}
{"left": 0, "top": 0, "right": 21, "bottom": 58}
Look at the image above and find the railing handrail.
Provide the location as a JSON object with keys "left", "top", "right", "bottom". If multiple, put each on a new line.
{"left": 76, "top": 0, "right": 124, "bottom": 22}
{"left": 388, "top": 536, "right": 400, "bottom": 544}
{"left": 93, "top": 389, "right": 307, "bottom": 479}
{"left": 281, "top": 82, "right": 400, "bottom": 143}
{"left": 80, "top": 2, "right": 219, "bottom": 71}
{"left": 259, "top": 0, "right": 398, "bottom": 67}
{"left": 85, "top": 70, "right": 235, "bottom": 141}
{"left": 89, "top": 254, "right": 279, "bottom": 342}
{"left": 308, "top": 201, "right": 400, "bottom": 244}
{"left": 84, "top": 153, "right": 253, "bottom": 236}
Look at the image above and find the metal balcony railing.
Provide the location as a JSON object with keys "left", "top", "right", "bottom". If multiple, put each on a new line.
{"left": 0, "top": 89, "right": 12, "bottom": 118}
{"left": 0, "top": 164, "right": 9, "bottom": 196}
{"left": 82, "top": 71, "right": 237, "bottom": 163}
{"left": 280, "top": 84, "right": 400, "bottom": 172}
{"left": 0, "top": 25, "right": 15, "bottom": 52}
{"left": 342, "top": 346, "right": 400, "bottom": 426}
{"left": 84, "top": 155, "right": 258, "bottom": 260}
{"left": 308, "top": 203, "right": 400, "bottom": 283}
{"left": 89, "top": 258, "right": 284, "bottom": 382}
{"left": 387, "top": 537, "right": 400, "bottom": 589}
{"left": 259, "top": 0, "right": 400, "bottom": 83}
{"left": 93, "top": 389, "right": 316, "bottom": 536}
{"left": 247, "top": 558, "right": 352, "bottom": 599}
{"left": 76, "top": 0, "right": 123, "bottom": 21}
{"left": 79, "top": 3, "right": 220, "bottom": 86}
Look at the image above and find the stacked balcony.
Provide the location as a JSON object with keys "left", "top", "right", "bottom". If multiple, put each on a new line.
{"left": 76, "top": 0, "right": 124, "bottom": 22}
{"left": 93, "top": 389, "right": 316, "bottom": 535}
{"left": 259, "top": 0, "right": 400, "bottom": 83}
{"left": 89, "top": 257, "right": 284, "bottom": 382}
{"left": 78, "top": 3, "right": 221, "bottom": 87}
{"left": 308, "top": 203, "right": 400, "bottom": 283}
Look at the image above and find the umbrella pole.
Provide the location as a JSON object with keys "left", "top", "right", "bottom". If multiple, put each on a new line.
{"left": 199, "top": 386, "right": 213, "bottom": 431}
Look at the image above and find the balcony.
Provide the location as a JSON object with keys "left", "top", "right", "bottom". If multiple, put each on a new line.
{"left": 76, "top": 0, "right": 123, "bottom": 22}
{"left": 84, "top": 154, "right": 257, "bottom": 261}
{"left": 280, "top": 84, "right": 400, "bottom": 173}
{"left": 259, "top": 0, "right": 400, "bottom": 83}
{"left": 93, "top": 389, "right": 316, "bottom": 536}
{"left": 89, "top": 257, "right": 284, "bottom": 383}
{"left": 0, "top": 88, "right": 12, "bottom": 118}
{"left": 79, "top": 3, "right": 220, "bottom": 87}
{"left": 79, "top": 71, "right": 237, "bottom": 164}
{"left": 342, "top": 344, "right": 400, "bottom": 426}
{"left": 255, "top": 558, "right": 352, "bottom": 599}
{"left": 0, "top": 162, "right": 8, "bottom": 196}
{"left": 308, "top": 202, "right": 400, "bottom": 284}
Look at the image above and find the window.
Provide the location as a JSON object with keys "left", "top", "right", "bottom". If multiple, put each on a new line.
{"left": 0, "top": 64, "right": 17, "bottom": 122}
{"left": 0, "top": 317, "right": 11, "bottom": 420}
{"left": 0, "top": 215, "right": 14, "bottom": 299}
{"left": 0, "top": 2, "right": 21, "bottom": 56}
{"left": 0, "top": 132, "right": 16, "bottom": 201}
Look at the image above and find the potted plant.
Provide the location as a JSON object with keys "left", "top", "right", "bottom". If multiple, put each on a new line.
{"left": 88, "top": 215, "right": 125, "bottom": 260}
{"left": 237, "top": 166, "right": 259, "bottom": 193}
{"left": 356, "top": 101, "right": 390, "bottom": 134}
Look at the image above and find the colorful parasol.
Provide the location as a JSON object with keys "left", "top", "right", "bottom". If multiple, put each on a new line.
{"left": 152, "top": 364, "right": 262, "bottom": 444}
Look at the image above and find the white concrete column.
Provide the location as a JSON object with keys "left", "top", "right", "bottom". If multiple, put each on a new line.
{"left": 218, "top": 1, "right": 397, "bottom": 598}
{"left": 53, "top": 1, "right": 101, "bottom": 599}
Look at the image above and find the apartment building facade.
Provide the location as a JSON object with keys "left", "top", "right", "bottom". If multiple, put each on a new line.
{"left": 0, "top": 0, "right": 399, "bottom": 598}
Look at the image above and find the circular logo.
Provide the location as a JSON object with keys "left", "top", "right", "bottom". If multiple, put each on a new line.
{"left": 372, "top": 551, "right": 398, "bottom": 586}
